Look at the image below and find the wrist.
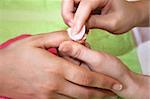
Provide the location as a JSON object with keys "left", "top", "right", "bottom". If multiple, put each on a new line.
{"left": 131, "top": 0, "right": 149, "bottom": 27}
{"left": 134, "top": 74, "right": 150, "bottom": 98}
{"left": 118, "top": 71, "right": 150, "bottom": 99}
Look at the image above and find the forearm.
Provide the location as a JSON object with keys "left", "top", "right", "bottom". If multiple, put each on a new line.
{"left": 116, "top": 71, "right": 150, "bottom": 99}
{"left": 131, "top": 0, "right": 149, "bottom": 27}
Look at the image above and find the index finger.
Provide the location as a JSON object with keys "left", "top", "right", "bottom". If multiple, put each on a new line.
{"left": 72, "top": 0, "right": 92, "bottom": 34}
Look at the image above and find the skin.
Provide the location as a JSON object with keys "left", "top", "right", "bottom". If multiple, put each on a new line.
{"left": 59, "top": 41, "right": 150, "bottom": 99}
{"left": 0, "top": 0, "right": 149, "bottom": 98}
{"left": 61, "top": 0, "right": 150, "bottom": 97}
{"left": 62, "top": 0, "right": 149, "bottom": 34}
{"left": 0, "top": 31, "right": 122, "bottom": 99}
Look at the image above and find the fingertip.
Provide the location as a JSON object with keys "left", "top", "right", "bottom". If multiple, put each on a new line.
{"left": 59, "top": 41, "right": 73, "bottom": 53}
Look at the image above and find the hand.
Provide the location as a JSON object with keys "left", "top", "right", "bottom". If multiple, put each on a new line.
{"left": 62, "top": 0, "right": 149, "bottom": 34}
{"left": 0, "top": 31, "right": 121, "bottom": 99}
{"left": 59, "top": 41, "right": 150, "bottom": 99}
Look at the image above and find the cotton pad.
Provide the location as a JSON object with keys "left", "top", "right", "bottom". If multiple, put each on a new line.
{"left": 67, "top": 25, "right": 86, "bottom": 41}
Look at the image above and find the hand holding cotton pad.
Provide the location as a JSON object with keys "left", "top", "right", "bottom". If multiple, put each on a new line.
{"left": 67, "top": 25, "right": 86, "bottom": 41}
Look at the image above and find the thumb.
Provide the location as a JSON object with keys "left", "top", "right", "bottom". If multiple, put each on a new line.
{"left": 30, "top": 31, "right": 70, "bottom": 49}
{"left": 58, "top": 40, "right": 105, "bottom": 67}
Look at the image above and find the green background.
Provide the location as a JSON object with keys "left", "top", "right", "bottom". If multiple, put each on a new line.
{"left": 0, "top": 0, "right": 141, "bottom": 73}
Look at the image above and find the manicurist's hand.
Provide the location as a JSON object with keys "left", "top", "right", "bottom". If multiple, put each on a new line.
{"left": 59, "top": 41, "right": 150, "bottom": 99}
{"left": 62, "top": 0, "right": 149, "bottom": 34}
{"left": 0, "top": 31, "right": 122, "bottom": 99}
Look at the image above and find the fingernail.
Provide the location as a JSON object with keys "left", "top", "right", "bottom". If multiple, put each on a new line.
{"left": 71, "top": 24, "right": 80, "bottom": 36}
{"left": 112, "top": 84, "right": 123, "bottom": 91}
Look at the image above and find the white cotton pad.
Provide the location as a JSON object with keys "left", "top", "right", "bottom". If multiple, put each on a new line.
{"left": 67, "top": 25, "right": 86, "bottom": 41}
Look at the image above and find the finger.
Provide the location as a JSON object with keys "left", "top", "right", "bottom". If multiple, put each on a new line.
{"left": 58, "top": 40, "right": 104, "bottom": 66}
{"left": 59, "top": 48, "right": 85, "bottom": 66}
{"left": 87, "top": 14, "right": 116, "bottom": 33}
{"left": 61, "top": 54, "right": 92, "bottom": 71}
{"left": 61, "top": 53, "right": 91, "bottom": 70}
{"left": 71, "top": 0, "right": 107, "bottom": 35}
{"left": 59, "top": 41, "right": 123, "bottom": 91}
{"left": 61, "top": 0, "right": 74, "bottom": 26}
{"left": 71, "top": 0, "right": 92, "bottom": 35}
{"left": 58, "top": 49, "right": 81, "bottom": 65}
{"left": 29, "top": 31, "right": 70, "bottom": 49}
{"left": 58, "top": 78, "right": 115, "bottom": 99}
{"left": 62, "top": 60, "right": 122, "bottom": 91}
{"left": 61, "top": 52, "right": 92, "bottom": 70}
{"left": 58, "top": 40, "right": 127, "bottom": 79}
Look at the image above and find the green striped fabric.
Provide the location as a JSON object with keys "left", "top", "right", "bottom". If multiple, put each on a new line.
{"left": 0, "top": 0, "right": 141, "bottom": 74}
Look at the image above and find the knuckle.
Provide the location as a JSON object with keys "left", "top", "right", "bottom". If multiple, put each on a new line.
{"left": 109, "top": 20, "right": 118, "bottom": 33}
{"left": 71, "top": 43, "right": 83, "bottom": 58}
{"left": 93, "top": 52, "right": 105, "bottom": 65}
{"left": 108, "top": 14, "right": 122, "bottom": 34}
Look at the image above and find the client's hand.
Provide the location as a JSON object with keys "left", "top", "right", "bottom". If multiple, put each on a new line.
{"left": 0, "top": 31, "right": 121, "bottom": 99}
{"left": 59, "top": 41, "right": 150, "bottom": 99}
